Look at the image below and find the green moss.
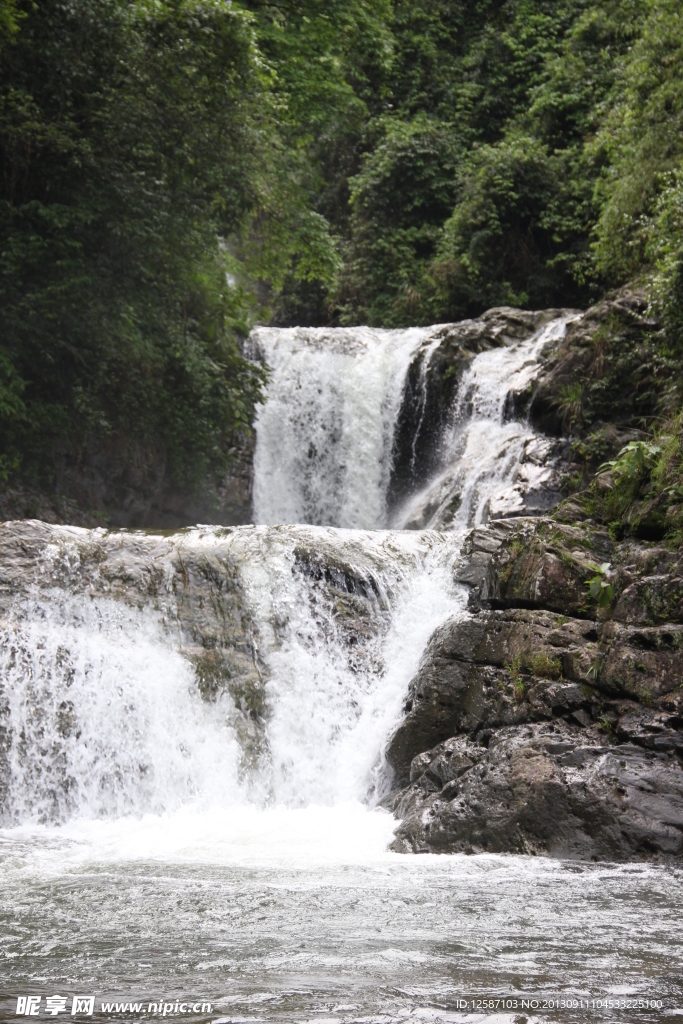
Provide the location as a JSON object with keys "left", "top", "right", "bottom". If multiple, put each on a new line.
{"left": 507, "top": 536, "right": 524, "bottom": 561}
{"left": 597, "top": 716, "right": 614, "bottom": 736}
{"left": 585, "top": 415, "right": 683, "bottom": 546}
{"left": 558, "top": 549, "right": 581, "bottom": 568}
{"left": 504, "top": 655, "right": 521, "bottom": 679}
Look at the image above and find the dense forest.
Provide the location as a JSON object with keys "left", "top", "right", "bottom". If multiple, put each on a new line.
{"left": 1, "top": 0, "right": 682, "bottom": 517}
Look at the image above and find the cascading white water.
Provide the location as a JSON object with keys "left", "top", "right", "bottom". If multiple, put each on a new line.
{"left": 3, "top": 315, "right": 681, "bottom": 1024}
{"left": 1, "top": 315, "right": 568, "bottom": 826}
{"left": 395, "top": 316, "right": 575, "bottom": 529}
{"left": 0, "top": 526, "right": 465, "bottom": 824}
{"left": 1, "top": 594, "right": 244, "bottom": 823}
{"left": 242, "top": 528, "right": 465, "bottom": 807}
{"left": 250, "top": 325, "right": 435, "bottom": 528}
{"left": 251, "top": 316, "right": 573, "bottom": 533}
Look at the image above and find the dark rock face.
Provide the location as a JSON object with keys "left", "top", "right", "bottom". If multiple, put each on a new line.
{"left": 386, "top": 512, "right": 683, "bottom": 861}
{"left": 0, "top": 433, "right": 254, "bottom": 530}
{"left": 526, "top": 286, "right": 660, "bottom": 439}
{"left": 390, "top": 722, "right": 683, "bottom": 859}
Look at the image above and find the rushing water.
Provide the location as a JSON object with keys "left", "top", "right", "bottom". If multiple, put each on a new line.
{"left": 250, "top": 325, "right": 433, "bottom": 528}
{"left": 1, "top": 318, "right": 682, "bottom": 1023}
{"left": 393, "top": 318, "right": 573, "bottom": 530}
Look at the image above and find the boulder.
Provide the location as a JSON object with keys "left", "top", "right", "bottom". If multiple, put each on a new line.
{"left": 390, "top": 721, "right": 683, "bottom": 860}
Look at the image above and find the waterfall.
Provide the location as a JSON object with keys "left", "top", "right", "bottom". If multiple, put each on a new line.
{"left": 251, "top": 316, "right": 571, "bottom": 532}
{"left": 394, "top": 316, "right": 574, "bottom": 529}
{"left": 1, "top": 594, "right": 244, "bottom": 823}
{"left": 250, "top": 325, "right": 434, "bottom": 528}
{"left": 1, "top": 313, "right": 565, "bottom": 827}
{"left": 0, "top": 526, "right": 464, "bottom": 824}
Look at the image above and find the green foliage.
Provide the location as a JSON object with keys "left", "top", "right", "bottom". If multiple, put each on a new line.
{"left": 585, "top": 562, "right": 613, "bottom": 609}
{"left": 433, "top": 135, "right": 557, "bottom": 316}
{"left": 599, "top": 440, "right": 662, "bottom": 485}
{"left": 504, "top": 649, "right": 561, "bottom": 690}
{"left": 648, "top": 171, "right": 683, "bottom": 357}
{"left": 0, "top": 0, "right": 17, "bottom": 37}
{"left": 504, "top": 655, "right": 527, "bottom": 701}
{"left": 592, "top": 0, "right": 683, "bottom": 282}
{"left": 3, "top": 0, "right": 683, "bottom": 511}
{"left": 572, "top": 430, "right": 613, "bottom": 465}
{"left": 585, "top": 416, "right": 683, "bottom": 544}
{"left": 342, "top": 116, "right": 461, "bottom": 325}
{"left": 557, "top": 382, "right": 584, "bottom": 432}
{"left": 240, "top": 0, "right": 392, "bottom": 323}
{"left": 525, "top": 651, "right": 562, "bottom": 680}
{"left": 337, "top": 0, "right": 644, "bottom": 325}
{"left": 0, "top": 0, "right": 267, "bottom": 493}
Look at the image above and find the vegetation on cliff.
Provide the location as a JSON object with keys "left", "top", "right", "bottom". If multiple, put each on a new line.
{"left": 1, "top": 0, "right": 682, "bottom": 513}
{"left": 0, "top": 0, "right": 269, "bottom": 502}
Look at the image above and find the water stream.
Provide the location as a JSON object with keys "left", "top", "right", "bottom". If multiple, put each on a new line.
{"left": 1, "top": 318, "right": 681, "bottom": 1023}
{"left": 250, "top": 325, "right": 432, "bottom": 528}
{"left": 394, "top": 318, "right": 572, "bottom": 529}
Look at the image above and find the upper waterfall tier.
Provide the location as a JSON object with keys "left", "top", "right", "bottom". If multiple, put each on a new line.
{"left": 249, "top": 309, "right": 574, "bottom": 531}
{"left": 249, "top": 324, "right": 432, "bottom": 528}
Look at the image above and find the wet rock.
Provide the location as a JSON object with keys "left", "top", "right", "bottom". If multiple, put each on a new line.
{"left": 454, "top": 519, "right": 520, "bottom": 594}
{"left": 612, "top": 548, "right": 683, "bottom": 625}
{"left": 389, "top": 512, "right": 683, "bottom": 859}
{"left": 392, "top": 736, "right": 486, "bottom": 818}
{"left": 599, "top": 622, "right": 683, "bottom": 700}
{"left": 390, "top": 721, "right": 683, "bottom": 860}
{"left": 385, "top": 606, "right": 609, "bottom": 785}
{"left": 616, "top": 701, "right": 683, "bottom": 753}
{"left": 527, "top": 287, "right": 660, "bottom": 439}
{"left": 482, "top": 518, "right": 614, "bottom": 616}
{"left": 398, "top": 436, "right": 568, "bottom": 530}
{"left": 391, "top": 292, "right": 663, "bottom": 532}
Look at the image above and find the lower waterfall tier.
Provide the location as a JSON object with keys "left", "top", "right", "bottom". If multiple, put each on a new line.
{"left": 2, "top": 514, "right": 682, "bottom": 862}
{"left": 0, "top": 520, "right": 464, "bottom": 825}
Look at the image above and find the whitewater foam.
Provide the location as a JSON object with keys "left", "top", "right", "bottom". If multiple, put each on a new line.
{"left": 250, "top": 325, "right": 433, "bottom": 528}
{"left": 395, "top": 316, "right": 574, "bottom": 529}
{"left": 0, "top": 526, "right": 465, "bottom": 826}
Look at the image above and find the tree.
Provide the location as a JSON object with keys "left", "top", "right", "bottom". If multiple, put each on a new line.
{"left": 0, "top": 0, "right": 266, "bottom": 493}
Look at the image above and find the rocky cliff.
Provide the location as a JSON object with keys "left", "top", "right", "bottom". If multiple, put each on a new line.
{"left": 386, "top": 510, "right": 683, "bottom": 860}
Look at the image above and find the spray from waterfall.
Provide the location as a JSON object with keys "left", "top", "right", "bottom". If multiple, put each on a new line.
{"left": 0, "top": 527, "right": 464, "bottom": 825}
